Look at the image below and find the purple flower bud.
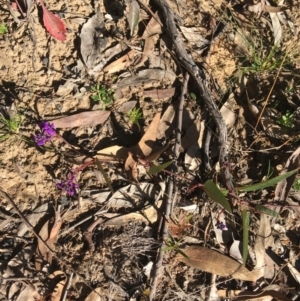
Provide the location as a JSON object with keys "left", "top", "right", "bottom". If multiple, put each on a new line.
{"left": 215, "top": 221, "right": 228, "bottom": 231}
{"left": 34, "top": 121, "right": 56, "bottom": 146}
{"left": 56, "top": 172, "right": 79, "bottom": 196}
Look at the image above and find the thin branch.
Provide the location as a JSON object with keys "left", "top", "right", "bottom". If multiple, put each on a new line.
{"left": 61, "top": 272, "right": 74, "bottom": 301}
{"left": 152, "top": 0, "right": 233, "bottom": 190}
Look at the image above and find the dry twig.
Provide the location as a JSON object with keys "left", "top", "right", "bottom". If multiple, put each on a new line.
{"left": 152, "top": 0, "right": 233, "bottom": 190}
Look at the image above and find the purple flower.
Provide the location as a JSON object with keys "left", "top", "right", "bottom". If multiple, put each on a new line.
{"left": 56, "top": 172, "right": 79, "bottom": 196}
{"left": 215, "top": 221, "right": 228, "bottom": 231}
{"left": 34, "top": 121, "right": 56, "bottom": 146}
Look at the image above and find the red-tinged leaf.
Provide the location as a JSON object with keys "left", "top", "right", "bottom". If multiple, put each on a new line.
{"left": 51, "top": 110, "right": 111, "bottom": 128}
{"left": 40, "top": 0, "right": 67, "bottom": 41}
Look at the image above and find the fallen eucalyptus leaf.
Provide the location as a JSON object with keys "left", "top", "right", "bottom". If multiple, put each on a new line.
{"left": 80, "top": 13, "right": 107, "bottom": 70}
{"left": 106, "top": 183, "right": 160, "bottom": 211}
{"left": 84, "top": 288, "right": 103, "bottom": 301}
{"left": 176, "top": 245, "right": 260, "bottom": 281}
{"left": 51, "top": 110, "right": 110, "bottom": 128}
{"left": 127, "top": 0, "right": 140, "bottom": 37}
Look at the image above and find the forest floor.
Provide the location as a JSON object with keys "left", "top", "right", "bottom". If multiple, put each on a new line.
{"left": 1, "top": 0, "right": 300, "bottom": 300}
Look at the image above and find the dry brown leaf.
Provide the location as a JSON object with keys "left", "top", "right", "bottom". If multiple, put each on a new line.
{"left": 125, "top": 112, "right": 161, "bottom": 173}
{"left": 80, "top": 13, "right": 106, "bottom": 70}
{"left": 127, "top": 0, "right": 140, "bottom": 36}
{"left": 104, "top": 200, "right": 162, "bottom": 226}
{"left": 106, "top": 183, "right": 160, "bottom": 211}
{"left": 117, "top": 101, "right": 137, "bottom": 113}
{"left": 157, "top": 103, "right": 176, "bottom": 140}
{"left": 114, "top": 69, "right": 176, "bottom": 101}
{"left": 146, "top": 143, "right": 170, "bottom": 162}
{"left": 35, "top": 219, "right": 53, "bottom": 270}
{"left": 138, "top": 112, "right": 161, "bottom": 156}
{"left": 181, "top": 119, "right": 201, "bottom": 150}
{"left": 103, "top": 50, "right": 136, "bottom": 74}
{"left": 96, "top": 145, "right": 129, "bottom": 161}
{"left": 274, "top": 147, "right": 300, "bottom": 202}
{"left": 51, "top": 111, "right": 110, "bottom": 128}
{"left": 15, "top": 285, "right": 40, "bottom": 301}
{"left": 217, "top": 285, "right": 292, "bottom": 301}
{"left": 143, "top": 88, "right": 176, "bottom": 100}
{"left": 254, "top": 214, "right": 274, "bottom": 280}
{"left": 180, "top": 26, "right": 209, "bottom": 46}
{"left": 134, "top": 13, "right": 162, "bottom": 68}
{"left": 35, "top": 210, "right": 62, "bottom": 270}
{"left": 135, "top": 34, "right": 159, "bottom": 68}
{"left": 142, "top": 12, "right": 162, "bottom": 38}
{"left": 176, "top": 246, "right": 260, "bottom": 281}
{"left": 47, "top": 207, "right": 62, "bottom": 241}
{"left": 265, "top": 4, "right": 288, "bottom": 13}
{"left": 49, "top": 271, "right": 66, "bottom": 301}
{"left": 84, "top": 288, "right": 103, "bottom": 301}
{"left": 17, "top": 203, "right": 53, "bottom": 236}
{"left": 220, "top": 95, "right": 237, "bottom": 129}
{"left": 269, "top": 9, "right": 282, "bottom": 45}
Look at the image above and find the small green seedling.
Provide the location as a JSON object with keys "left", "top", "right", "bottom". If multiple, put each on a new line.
{"left": 293, "top": 178, "right": 300, "bottom": 191}
{"left": 0, "top": 113, "right": 22, "bottom": 141}
{"left": 127, "top": 108, "right": 143, "bottom": 130}
{"left": 91, "top": 84, "right": 114, "bottom": 110}
{"left": 190, "top": 92, "right": 197, "bottom": 100}
{"left": 241, "top": 43, "right": 281, "bottom": 75}
{"left": 277, "top": 111, "right": 294, "bottom": 128}
{"left": 0, "top": 24, "right": 7, "bottom": 34}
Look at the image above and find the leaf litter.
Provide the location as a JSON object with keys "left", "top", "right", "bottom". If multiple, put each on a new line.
{"left": 1, "top": 0, "right": 300, "bottom": 299}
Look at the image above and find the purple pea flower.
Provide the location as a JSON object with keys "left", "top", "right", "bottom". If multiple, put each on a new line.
{"left": 34, "top": 121, "right": 56, "bottom": 146}
{"left": 215, "top": 221, "right": 228, "bottom": 231}
{"left": 56, "top": 171, "right": 79, "bottom": 196}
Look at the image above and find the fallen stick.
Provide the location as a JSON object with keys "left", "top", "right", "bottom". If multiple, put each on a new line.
{"left": 151, "top": 0, "right": 233, "bottom": 190}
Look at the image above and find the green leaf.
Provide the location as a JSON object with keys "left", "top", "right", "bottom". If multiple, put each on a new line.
{"left": 148, "top": 160, "right": 173, "bottom": 175}
{"left": 177, "top": 248, "right": 189, "bottom": 259}
{"left": 190, "top": 92, "right": 196, "bottom": 100}
{"left": 203, "top": 180, "right": 232, "bottom": 213}
{"left": 242, "top": 210, "right": 250, "bottom": 266}
{"left": 235, "top": 169, "right": 298, "bottom": 192}
{"left": 255, "top": 204, "right": 279, "bottom": 218}
{"left": 95, "top": 158, "right": 114, "bottom": 194}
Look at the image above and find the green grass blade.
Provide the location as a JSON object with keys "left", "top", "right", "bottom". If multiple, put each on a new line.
{"left": 177, "top": 249, "right": 189, "bottom": 259}
{"left": 148, "top": 160, "right": 173, "bottom": 175}
{"left": 255, "top": 204, "right": 279, "bottom": 218}
{"left": 203, "top": 180, "right": 232, "bottom": 213}
{"left": 242, "top": 210, "right": 250, "bottom": 266}
{"left": 235, "top": 169, "right": 298, "bottom": 192}
{"left": 95, "top": 158, "right": 114, "bottom": 194}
